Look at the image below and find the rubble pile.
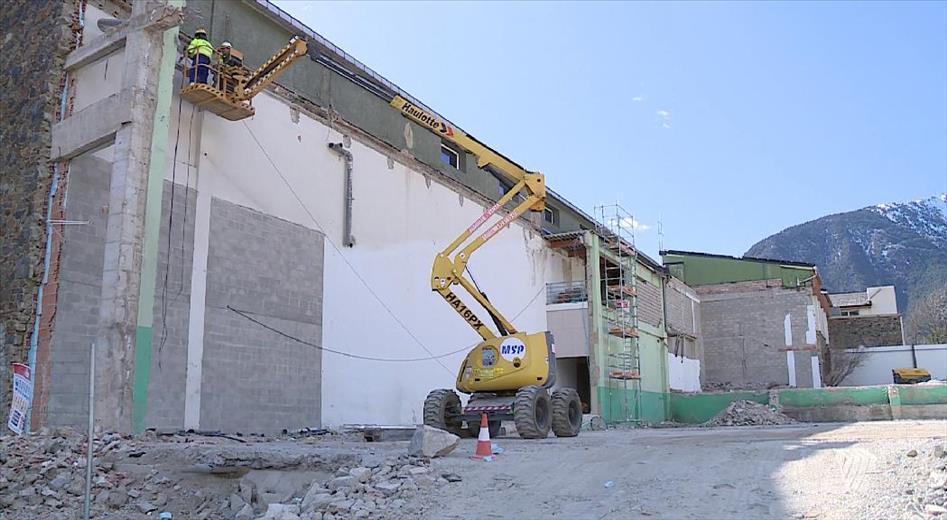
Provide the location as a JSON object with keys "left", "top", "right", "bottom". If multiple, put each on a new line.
{"left": 0, "top": 428, "right": 216, "bottom": 520}
{"left": 911, "top": 445, "right": 947, "bottom": 519}
{"left": 1, "top": 427, "right": 459, "bottom": 520}
{"left": 241, "top": 454, "right": 454, "bottom": 520}
{"left": 705, "top": 400, "right": 796, "bottom": 427}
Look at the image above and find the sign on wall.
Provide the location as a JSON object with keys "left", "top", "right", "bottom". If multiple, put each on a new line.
{"left": 7, "top": 363, "right": 33, "bottom": 435}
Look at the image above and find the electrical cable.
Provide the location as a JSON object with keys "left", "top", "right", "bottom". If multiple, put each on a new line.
{"left": 226, "top": 283, "right": 546, "bottom": 362}
{"left": 157, "top": 95, "right": 186, "bottom": 360}
{"left": 242, "top": 121, "right": 462, "bottom": 372}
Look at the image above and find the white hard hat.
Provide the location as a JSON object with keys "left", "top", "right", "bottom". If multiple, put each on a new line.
{"left": 221, "top": 41, "right": 232, "bottom": 48}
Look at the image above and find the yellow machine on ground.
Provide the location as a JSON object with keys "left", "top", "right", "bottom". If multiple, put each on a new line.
{"left": 892, "top": 368, "right": 932, "bottom": 384}
{"left": 391, "top": 96, "right": 582, "bottom": 439}
{"left": 181, "top": 36, "right": 308, "bottom": 121}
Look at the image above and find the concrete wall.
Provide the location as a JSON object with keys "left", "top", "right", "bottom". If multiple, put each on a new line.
{"left": 670, "top": 383, "right": 947, "bottom": 424}
{"left": 43, "top": 151, "right": 112, "bottom": 427}
{"left": 829, "top": 315, "right": 904, "bottom": 349}
{"left": 665, "top": 276, "right": 702, "bottom": 392}
{"left": 698, "top": 284, "right": 817, "bottom": 390}
{"left": 168, "top": 90, "right": 569, "bottom": 429}
{"left": 547, "top": 303, "right": 589, "bottom": 358}
{"left": 200, "top": 198, "right": 323, "bottom": 433}
{"left": 841, "top": 344, "right": 947, "bottom": 386}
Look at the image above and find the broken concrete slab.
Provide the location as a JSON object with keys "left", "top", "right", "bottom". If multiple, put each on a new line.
{"left": 408, "top": 425, "right": 459, "bottom": 458}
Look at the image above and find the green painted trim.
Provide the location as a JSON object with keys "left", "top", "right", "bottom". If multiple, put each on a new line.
{"left": 596, "top": 386, "right": 668, "bottom": 424}
{"left": 132, "top": 326, "right": 154, "bottom": 433}
{"left": 132, "top": 8, "right": 182, "bottom": 434}
{"left": 670, "top": 391, "right": 769, "bottom": 424}
{"left": 898, "top": 385, "right": 947, "bottom": 405}
{"left": 779, "top": 386, "right": 887, "bottom": 407}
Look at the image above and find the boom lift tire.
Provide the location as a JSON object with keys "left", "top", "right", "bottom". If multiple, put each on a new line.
{"left": 513, "top": 385, "right": 551, "bottom": 439}
{"left": 551, "top": 388, "right": 582, "bottom": 437}
{"left": 423, "top": 389, "right": 463, "bottom": 436}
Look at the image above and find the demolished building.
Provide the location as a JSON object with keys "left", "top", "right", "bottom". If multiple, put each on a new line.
{"left": 3, "top": 0, "right": 705, "bottom": 434}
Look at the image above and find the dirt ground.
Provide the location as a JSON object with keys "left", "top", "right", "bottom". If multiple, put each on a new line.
{"left": 407, "top": 420, "right": 947, "bottom": 520}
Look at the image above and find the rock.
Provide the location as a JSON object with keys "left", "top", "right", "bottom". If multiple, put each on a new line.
{"left": 301, "top": 481, "right": 333, "bottom": 512}
{"left": 407, "top": 466, "right": 430, "bottom": 475}
{"left": 353, "top": 510, "right": 369, "bottom": 519}
{"left": 66, "top": 478, "right": 85, "bottom": 496}
{"left": 408, "top": 425, "right": 460, "bottom": 458}
{"left": 229, "top": 493, "right": 246, "bottom": 514}
{"left": 49, "top": 473, "right": 71, "bottom": 490}
{"left": 935, "top": 445, "right": 946, "bottom": 459}
{"left": 259, "top": 491, "right": 291, "bottom": 511}
{"left": 238, "top": 477, "right": 257, "bottom": 504}
{"left": 925, "top": 504, "right": 947, "bottom": 515}
{"left": 907, "top": 449, "right": 918, "bottom": 458}
{"left": 930, "top": 471, "right": 947, "bottom": 490}
{"left": 234, "top": 503, "right": 255, "bottom": 520}
{"left": 136, "top": 500, "right": 157, "bottom": 514}
{"left": 374, "top": 480, "right": 401, "bottom": 497}
{"left": 442, "top": 473, "right": 462, "bottom": 482}
{"left": 107, "top": 488, "right": 128, "bottom": 508}
{"left": 349, "top": 467, "right": 372, "bottom": 483}
{"left": 585, "top": 415, "right": 607, "bottom": 431}
{"left": 328, "top": 498, "right": 355, "bottom": 513}
{"left": 327, "top": 476, "right": 355, "bottom": 491}
{"left": 264, "top": 503, "right": 301, "bottom": 519}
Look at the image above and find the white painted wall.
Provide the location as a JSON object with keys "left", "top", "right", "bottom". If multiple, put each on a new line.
{"left": 172, "top": 91, "right": 572, "bottom": 427}
{"left": 865, "top": 286, "right": 899, "bottom": 315}
{"left": 841, "top": 344, "right": 947, "bottom": 386}
{"left": 667, "top": 353, "right": 701, "bottom": 392}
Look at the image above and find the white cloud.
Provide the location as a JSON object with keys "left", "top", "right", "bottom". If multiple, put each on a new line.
{"left": 656, "top": 109, "right": 671, "bottom": 128}
{"left": 607, "top": 217, "right": 651, "bottom": 232}
{"left": 632, "top": 96, "right": 643, "bottom": 103}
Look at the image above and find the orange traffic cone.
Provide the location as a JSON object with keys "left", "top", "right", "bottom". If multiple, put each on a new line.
{"left": 471, "top": 413, "right": 494, "bottom": 460}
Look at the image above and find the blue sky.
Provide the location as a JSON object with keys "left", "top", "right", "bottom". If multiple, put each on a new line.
{"left": 273, "top": 0, "right": 947, "bottom": 259}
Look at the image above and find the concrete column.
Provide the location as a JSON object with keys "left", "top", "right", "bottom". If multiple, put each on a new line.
{"left": 93, "top": 1, "right": 171, "bottom": 432}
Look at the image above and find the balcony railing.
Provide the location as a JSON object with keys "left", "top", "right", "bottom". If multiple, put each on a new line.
{"left": 547, "top": 281, "right": 588, "bottom": 305}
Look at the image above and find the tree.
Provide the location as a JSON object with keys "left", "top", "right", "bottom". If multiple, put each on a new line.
{"left": 823, "top": 346, "right": 868, "bottom": 387}
{"left": 908, "top": 285, "right": 947, "bottom": 344}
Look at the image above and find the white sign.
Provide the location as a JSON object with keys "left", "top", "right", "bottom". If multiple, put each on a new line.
{"left": 499, "top": 338, "right": 526, "bottom": 362}
{"left": 8, "top": 363, "right": 33, "bottom": 435}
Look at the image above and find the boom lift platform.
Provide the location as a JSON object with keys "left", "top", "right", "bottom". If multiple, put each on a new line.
{"left": 181, "top": 36, "right": 308, "bottom": 121}
{"left": 391, "top": 96, "right": 583, "bottom": 440}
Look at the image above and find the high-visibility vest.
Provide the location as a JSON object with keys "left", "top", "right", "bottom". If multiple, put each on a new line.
{"left": 187, "top": 38, "right": 214, "bottom": 58}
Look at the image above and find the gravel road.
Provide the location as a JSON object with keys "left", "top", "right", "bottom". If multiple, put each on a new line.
{"left": 408, "top": 420, "right": 947, "bottom": 520}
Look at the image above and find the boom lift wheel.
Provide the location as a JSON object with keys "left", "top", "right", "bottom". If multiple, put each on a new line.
{"left": 551, "top": 388, "right": 582, "bottom": 437}
{"left": 513, "top": 385, "right": 551, "bottom": 439}
{"left": 423, "top": 389, "right": 463, "bottom": 436}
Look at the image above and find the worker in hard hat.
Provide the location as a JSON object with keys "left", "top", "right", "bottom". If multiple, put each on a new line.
{"left": 186, "top": 28, "right": 214, "bottom": 85}
{"left": 219, "top": 42, "right": 243, "bottom": 67}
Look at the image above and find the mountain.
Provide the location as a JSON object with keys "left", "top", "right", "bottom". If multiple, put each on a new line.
{"left": 745, "top": 195, "right": 947, "bottom": 322}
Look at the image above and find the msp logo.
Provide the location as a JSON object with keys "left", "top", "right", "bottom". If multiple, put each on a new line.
{"left": 499, "top": 338, "right": 526, "bottom": 362}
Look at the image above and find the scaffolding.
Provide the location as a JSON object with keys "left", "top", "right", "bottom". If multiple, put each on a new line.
{"left": 595, "top": 203, "right": 641, "bottom": 423}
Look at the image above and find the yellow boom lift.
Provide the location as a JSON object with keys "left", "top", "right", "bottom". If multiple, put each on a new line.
{"left": 391, "top": 96, "right": 582, "bottom": 439}
{"left": 180, "top": 36, "right": 308, "bottom": 121}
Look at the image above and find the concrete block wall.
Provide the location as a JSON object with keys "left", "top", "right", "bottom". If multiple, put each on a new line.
{"left": 200, "top": 198, "right": 323, "bottom": 433}
{"left": 44, "top": 152, "right": 111, "bottom": 427}
{"left": 698, "top": 285, "right": 815, "bottom": 390}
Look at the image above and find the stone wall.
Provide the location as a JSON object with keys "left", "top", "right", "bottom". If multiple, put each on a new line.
{"left": 829, "top": 315, "right": 904, "bottom": 349}
{"left": 0, "top": 0, "right": 76, "bottom": 415}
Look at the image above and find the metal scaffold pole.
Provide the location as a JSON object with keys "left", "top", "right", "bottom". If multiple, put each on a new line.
{"left": 595, "top": 203, "right": 641, "bottom": 424}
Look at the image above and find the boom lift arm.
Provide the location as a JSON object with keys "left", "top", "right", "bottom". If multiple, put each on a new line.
{"left": 236, "top": 36, "right": 308, "bottom": 101}
{"left": 390, "top": 96, "right": 547, "bottom": 341}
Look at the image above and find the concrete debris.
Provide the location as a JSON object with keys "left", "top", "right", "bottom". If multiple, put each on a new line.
{"left": 407, "top": 425, "right": 459, "bottom": 458}
{"left": 1, "top": 426, "right": 449, "bottom": 520}
{"left": 907, "top": 449, "right": 919, "bottom": 457}
{"left": 583, "top": 415, "right": 606, "bottom": 431}
{"left": 705, "top": 400, "right": 796, "bottom": 427}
